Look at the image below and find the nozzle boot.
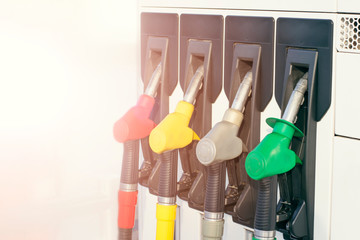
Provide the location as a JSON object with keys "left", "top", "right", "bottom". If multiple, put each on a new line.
{"left": 196, "top": 109, "right": 247, "bottom": 166}
{"left": 149, "top": 101, "right": 200, "bottom": 154}
{"left": 114, "top": 94, "right": 156, "bottom": 143}
{"left": 245, "top": 118, "right": 303, "bottom": 180}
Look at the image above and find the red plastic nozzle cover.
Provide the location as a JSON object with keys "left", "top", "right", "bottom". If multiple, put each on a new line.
{"left": 113, "top": 94, "right": 156, "bottom": 142}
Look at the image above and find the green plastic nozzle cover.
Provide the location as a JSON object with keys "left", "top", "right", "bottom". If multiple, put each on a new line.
{"left": 245, "top": 117, "right": 303, "bottom": 180}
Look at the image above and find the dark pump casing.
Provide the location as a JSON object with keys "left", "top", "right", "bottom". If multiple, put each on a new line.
{"left": 139, "top": 13, "right": 178, "bottom": 190}
{"left": 275, "top": 18, "right": 333, "bottom": 240}
{"left": 225, "top": 43, "right": 262, "bottom": 227}
{"left": 224, "top": 16, "right": 274, "bottom": 228}
{"left": 178, "top": 14, "right": 223, "bottom": 211}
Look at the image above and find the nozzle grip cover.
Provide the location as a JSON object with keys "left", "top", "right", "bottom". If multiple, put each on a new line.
{"left": 114, "top": 95, "right": 156, "bottom": 143}
{"left": 156, "top": 204, "right": 177, "bottom": 240}
{"left": 245, "top": 119, "right": 302, "bottom": 180}
{"left": 149, "top": 101, "right": 200, "bottom": 154}
{"left": 196, "top": 121, "right": 244, "bottom": 166}
{"left": 118, "top": 190, "right": 138, "bottom": 229}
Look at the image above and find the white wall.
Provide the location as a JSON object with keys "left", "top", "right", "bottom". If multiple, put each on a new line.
{"left": 0, "top": 1, "right": 138, "bottom": 239}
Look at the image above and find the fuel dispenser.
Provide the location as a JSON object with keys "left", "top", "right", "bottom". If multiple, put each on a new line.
{"left": 113, "top": 13, "right": 178, "bottom": 240}
{"left": 148, "top": 14, "right": 223, "bottom": 240}
{"left": 133, "top": 7, "right": 336, "bottom": 240}
{"left": 246, "top": 18, "right": 333, "bottom": 240}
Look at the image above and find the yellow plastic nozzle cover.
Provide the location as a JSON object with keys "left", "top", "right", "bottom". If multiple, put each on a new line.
{"left": 149, "top": 101, "right": 200, "bottom": 154}
{"left": 156, "top": 204, "right": 177, "bottom": 240}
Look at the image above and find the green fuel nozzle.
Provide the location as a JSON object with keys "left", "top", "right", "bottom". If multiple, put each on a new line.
{"left": 245, "top": 73, "right": 308, "bottom": 181}
{"left": 245, "top": 118, "right": 303, "bottom": 180}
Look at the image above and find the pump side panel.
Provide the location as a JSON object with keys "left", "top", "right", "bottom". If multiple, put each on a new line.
{"left": 338, "top": 0, "right": 360, "bottom": 13}
{"left": 331, "top": 137, "right": 360, "bottom": 239}
{"left": 335, "top": 53, "right": 360, "bottom": 140}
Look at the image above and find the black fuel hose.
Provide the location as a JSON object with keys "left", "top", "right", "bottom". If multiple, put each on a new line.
{"left": 254, "top": 176, "right": 277, "bottom": 232}
{"left": 204, "top": 162, "right": 226, "bottom": 213}
{"left": 120, "top": 140, "right": 139, "bottom": 184}
{"left": 118, "top": 228, "right": 132, "bottom": 240}
{"left": 158, "top": 150, "right": 178, "bottom": 198}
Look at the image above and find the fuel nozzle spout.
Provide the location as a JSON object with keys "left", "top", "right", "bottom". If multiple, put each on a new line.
{"left": 245, "top": 72, "right": 308, "bottom": 181}
{"left": 282, "top": 72, "right": 308, "bottom": 123}
{"left": 231, "top": 71, "right": 253, "bottom": 112}
{"left": 144, "top": 63, "right": 162, "bottom": 98}
{"left": 113, "top": 63, "right": 162, "bottom": 143}
{"left": 149, "top": 65, "right": 205, "bottom": 154}
{"left": 183, "top": 65, "right": 205, "bottom": 105}
{"left": 196, "top": 71, "right": 252, "bottom": 166}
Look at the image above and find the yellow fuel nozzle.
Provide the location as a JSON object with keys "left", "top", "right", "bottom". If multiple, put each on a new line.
{"left": 149, "top": 100, "right": 200, "bottom": 154}
{"left": 149, "top": 65, "right": 205, "bottom": 154}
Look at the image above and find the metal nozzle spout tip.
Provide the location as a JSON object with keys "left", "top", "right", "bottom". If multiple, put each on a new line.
{"left": 282, "top": 72, "right": 309, "bottom": 123}
{"left": 231, "top": 71, "right": 252, "bottom": 112}
{"left": 144, "top": 63, "right": 162, "bottom": 98}
{"left": 183, "top": 65, "right": 205, "bottom": 104}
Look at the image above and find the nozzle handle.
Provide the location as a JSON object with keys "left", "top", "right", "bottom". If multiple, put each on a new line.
{"left": 156, "top": 204, "right": 177, "bottom": 240}
{"left": 202, "top": 217, "right": 224, "bottom": 240}
{"left": 118, "top": 190, "right": 138, "bottom": 229}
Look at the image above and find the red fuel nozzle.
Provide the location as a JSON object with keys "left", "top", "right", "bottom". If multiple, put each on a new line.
{"left": 114, "top": 94, "right": 156, "bottom": 143}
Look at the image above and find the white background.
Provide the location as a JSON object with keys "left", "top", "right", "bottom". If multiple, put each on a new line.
{"left": 0, "top": 0, "right": 138, "bottom": 239}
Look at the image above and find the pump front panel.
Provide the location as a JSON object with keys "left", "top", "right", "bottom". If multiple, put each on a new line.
{"left": 128, "top": 2, "right": 359, "bottom": 240}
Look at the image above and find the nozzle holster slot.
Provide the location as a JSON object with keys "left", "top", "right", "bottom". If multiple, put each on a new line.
{"left": 275, "top": 18, "right": 333, "bottom": 121}
{"left": 228, "top": 43, "right": 261, "bottom": 228}
{"left": 178, "top": 14, "right": 223, "bottom": 211}
{"left": 274, "top": 18, "right": 333, "bottom": 240}
{"left": 181, "top": 40, "right": 211, "bottom": 210}
{"left": 139, "top": 13, "right": 178, "bottom": 189}
{"left": 276, "top": 47, "right": 318, "bottom": 240}
{"left": 223, "top": 16, "right": 275, "bottom": 228}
